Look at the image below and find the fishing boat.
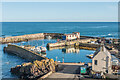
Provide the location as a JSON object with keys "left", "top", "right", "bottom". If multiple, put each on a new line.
{"left": 86, "top": 54, "right": 93, "bottom": 59}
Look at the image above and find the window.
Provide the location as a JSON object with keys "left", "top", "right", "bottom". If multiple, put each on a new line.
{"left": 94, "top": 60, "right": 97, "bottom": 65}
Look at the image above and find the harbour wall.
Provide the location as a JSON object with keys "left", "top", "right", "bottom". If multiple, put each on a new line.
{"left": 4, "top": 44, "right": 46, "bottom": 61}
{"left": 47, "top": 45, "right": 97, "bottom": 51}
{"left": 44, "top": 33, "right": 64, "bottom": 39}
{"left": 47, "top": 38, "right": 98, "bottom": 48}
{"left": 1, "top": 33, "right": 44, "bottom": 44}
{"left": 0, "top": 33, "right": 64, "bottom": 44}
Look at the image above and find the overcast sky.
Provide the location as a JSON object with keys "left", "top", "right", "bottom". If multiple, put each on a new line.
{"left": 2, "top": 2, "right": 118, "bottom": 22}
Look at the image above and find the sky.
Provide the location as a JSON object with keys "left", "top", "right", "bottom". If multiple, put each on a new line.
{"left": 2, "top": 2, "right": 118, "bottom": 22}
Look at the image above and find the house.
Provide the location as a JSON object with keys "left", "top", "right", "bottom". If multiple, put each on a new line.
{"left": 92, "top": 44, "right": 112, "bottom": 74}
{"left": 62, "top": 32, "right": 80, "bottom": 40}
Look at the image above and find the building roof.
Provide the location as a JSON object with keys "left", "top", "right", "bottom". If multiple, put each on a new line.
{"left": 93, "top": 44, "right": 111, "bottom": 58}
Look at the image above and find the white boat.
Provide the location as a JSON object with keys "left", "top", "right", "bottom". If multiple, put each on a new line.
{"left": 40, "top": 46, "right": 47, "bottom": 52}
{"left": 34, "top": 46, "right": 41, "bottom": 54}
{"left": 90, "top": 41, "right": 95, "bottom": 44}
{"left": 33, "top": 40, "right": 47, "bottom": 54}
{"left": 86, "top": 54, "right": 93, "bottom": 59}
{"left": 33, "top": 46, "right": 47, "bottom": 53}
{"left": 46, "top": 36, "right": 52, "bottom": 39}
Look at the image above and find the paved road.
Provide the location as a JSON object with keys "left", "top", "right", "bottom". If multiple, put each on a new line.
{"left": 47, "top": 64, "right": 80, "bottom": 79}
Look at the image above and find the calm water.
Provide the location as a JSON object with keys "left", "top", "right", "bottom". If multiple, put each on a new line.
{"left": 1, "top": 22, "right": 118, "bottom": 78}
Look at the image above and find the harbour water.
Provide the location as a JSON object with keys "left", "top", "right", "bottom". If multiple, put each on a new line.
{"left": 1, "top": 22, "right": 118, "bottom": 78}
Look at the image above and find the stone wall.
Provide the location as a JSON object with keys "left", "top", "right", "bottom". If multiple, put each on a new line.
{"left": 47, "top": 38, "right": 98, "bottom": 48}
{"left": 4, "top": 44, "right": 46, "bottom": 61}
{"left": 1, "top": 33, "right": 44, "bottom": 44}
{"left": 44, "top": 33, "right": 64, "bottom": 39}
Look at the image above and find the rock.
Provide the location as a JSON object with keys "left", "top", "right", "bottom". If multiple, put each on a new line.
{"left": 11, "top": 59, "right": 57, "bottom": 79}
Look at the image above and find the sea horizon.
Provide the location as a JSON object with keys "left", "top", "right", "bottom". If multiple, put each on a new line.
{"left": 0, "top": 21, "right": 119, "bottom": 23}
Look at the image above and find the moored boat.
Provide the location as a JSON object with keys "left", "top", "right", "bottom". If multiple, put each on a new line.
{"left": 46, "top": 36, "right": 52, "bottom": 39}
{"left": 40, "top": 46, "right": 47, "bottom": 52}
{"left": 86, "top": 54, "right": 93, "bottom": 59}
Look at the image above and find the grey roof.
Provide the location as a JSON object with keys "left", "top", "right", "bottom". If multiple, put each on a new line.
{"left": 93, "top": 45, "right": 111, "bottom": 58}
{"left": 93, "top": 47, "right": 100, "bottom": 58}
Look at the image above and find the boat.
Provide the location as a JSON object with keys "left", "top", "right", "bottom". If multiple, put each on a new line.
{"left": 46, "top": 36, "right": 52, "bottom": 39}
{"left": 33, "top": 40, "right": 47, "bottom": 54}
{"left": 86, "top": 54, "right": 93, "bottom": 59}
{"left": 33, "top": 46, "right": 41, "bottom": 54}
{"left": 33, "top": 46, "right": 47, "bottom": 53}
{"left": 40, "top": 46, "right": 47, "bottom": 52}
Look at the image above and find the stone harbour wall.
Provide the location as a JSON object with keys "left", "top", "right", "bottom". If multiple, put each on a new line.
{"left": 47, "top": 38, "right": 98, "bottom": 48}
{"left": 1, "top": 33, "right": 44, "bottom": 44}
{"left": 4, "top": 44, "right": 46, "bottom": 61}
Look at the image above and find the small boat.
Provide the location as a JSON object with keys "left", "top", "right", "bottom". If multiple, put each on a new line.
{"left": 33, "top": 46, "right": 47, "bottom": 53}
{"left": 86, "top": 54, "right": 93, "bottom": 59}
{"left": 33, "top": 40, "right": 47, "bottom": 54}
{"left": 33, "top": 46, "right": 41, "bottom": 54}
{"left": 90, "top": 41, "right": 95, "bottom": 44}
{"left": 40, "top": 46, "right": 47, "bottom": 52}
{"left": 46, "top": 36, "right": 52, "bottom": 39}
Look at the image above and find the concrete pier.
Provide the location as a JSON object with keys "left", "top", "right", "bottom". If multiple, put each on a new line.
{"left": 4, "top": 44, "right": 46, "bottom": 61}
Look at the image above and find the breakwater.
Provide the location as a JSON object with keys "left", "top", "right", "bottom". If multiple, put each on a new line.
{"left": 1, "top": 33, "right": 44, "bottom": 44}
{"left": 4, "top": 44, "right": 46, "bottom": 61}
{"left": 0, "top": 33, "right": 64, "bottom": 44}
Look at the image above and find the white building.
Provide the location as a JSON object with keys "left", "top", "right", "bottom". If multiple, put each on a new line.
{"left": 62, "top": 32, "right": 80, "bottom": 40}
{"left": 92, "top": 45, "right": 112, "bottom": 74}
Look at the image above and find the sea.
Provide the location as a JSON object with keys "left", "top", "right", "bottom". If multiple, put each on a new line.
{"left": 0, "top": 22, "right": 119, "bottom": 78}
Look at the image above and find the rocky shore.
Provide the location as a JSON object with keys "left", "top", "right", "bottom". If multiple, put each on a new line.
{"left": 11, "top": 59, "right": 57, "bottom": 79}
